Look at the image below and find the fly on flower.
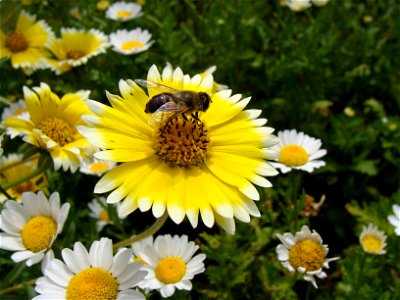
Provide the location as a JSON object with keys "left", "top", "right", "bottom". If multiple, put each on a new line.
{"left": 135, "top": 79, "right": 212, "bottom": 131}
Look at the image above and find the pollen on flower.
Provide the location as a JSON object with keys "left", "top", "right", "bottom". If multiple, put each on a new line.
{"left": 289, "top": 239, "right": 325, "bottom": 272}
{"left": 279, "top": 145, "right": 309, "bottom": 167}
{"left": 117, "top": 11, "right": 132, "bottom": 18}
{"left": 38, "top": 117, "right": 75, "bottom": 146}
{"left": 5, "top": 31, "right": 28, "bottom": 52}
{"left": 134, "top": 256, "right": 147, "bottom": 264}
{"left": 21, "top": 216, "right": 57, "bottom": 252}
{"left": 121, "top": 40, "right": 144, "bottom": 51}
{"left": 154, "top": 115, "right": 210, "bottom": 168}
{"left": 155, "top": 256, "right": 186, "bottom": 284}
{"left": 67, "top": 50, "right": 85, "bottom": 60}
{"left": 89, "top": 162, "right": 111, "bottom": 173}
{"left": 66, "top": 267, "right": 118, "bottom": 300}
{"left": 361, "top": 235, "right": 384, "bottom": 254}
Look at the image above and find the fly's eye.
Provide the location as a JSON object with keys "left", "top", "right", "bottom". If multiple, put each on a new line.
{"left": 200, "top": 93, "right": 211, "bottom": 111}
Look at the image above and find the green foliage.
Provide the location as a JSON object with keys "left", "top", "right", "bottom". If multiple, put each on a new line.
{"left": 1, "top": 0, "right": 399, "bottom": 299}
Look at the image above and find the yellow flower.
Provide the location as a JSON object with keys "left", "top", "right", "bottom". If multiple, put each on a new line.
{"left": 79, "top": 64, "right": 279, "bottom": 233}
{"left": 359, "top": 223, "right": 387, "bottom": 255}
{"left": 2, "top": 83, "right": 95, "bottom": 172}
{"left": 0, "top": 153, "right": 48, "bottom": 203}
{"left": 0, "top": 10, "right": 54, "bottom": 71}
{"left": 276, "top": 225, "right": 339, "bottom": 288}
{"left": 45, "top": 28, "right": 109, "bottom": 75}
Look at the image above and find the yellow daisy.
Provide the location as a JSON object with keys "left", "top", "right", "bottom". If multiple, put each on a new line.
{"left": 0, "top": 153, "right": 48, "bottom": 203}
{"left": 79, "top": 64, "right": 279, "bottom": 233}
{"left": 46, "top": 28, "right": 109, "bottom": 74}
{"left": 0, "top": 10, "right": 54, "bottom": 71}
{"left": 2, "top": 83, "right": 96, "bottom": 172}
{"left": 359, "top": 223, "right": 387, "bottom": 255}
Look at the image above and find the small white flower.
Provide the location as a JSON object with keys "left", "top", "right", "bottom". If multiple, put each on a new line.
{"left": 1, "top": 99, "right": 30, "bottom": 138}
{"left": 134, "top": 234, "right": 206, "bottom": 298}
{"left": 286, "top": 0, "right": 312, "bottom": 11}
{"left": 109, "top": 28, "right": 153, "bottom": 55}
{"left": 79, "top": 157, "right": 116, "bottom": 176}
{"left": 0, "top": 191, "right": 70, "bottom": 266}
{"left": 270, "top": 129, "right": 327, "bottom": 173}
{"left": 388, "top": 204, "right": 400, "bottom": 236}
{"left": 88, "top": 197, "right": 114, "bottom": 231}
{"left": 359, "top": 223, "right": 387, "bottom": 255}
{"left": 34, "top": 237, "right": 147, "bottom": 300}
{"left": 276, "top": 225, "right": 339, "bottom": 288}
{"left": 106, "top": 1, "right": 143, "bottom": 21}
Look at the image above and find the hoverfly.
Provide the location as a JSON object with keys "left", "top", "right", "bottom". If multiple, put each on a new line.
{"left": 135, "top": 79, "right": 212, "bottom": 130}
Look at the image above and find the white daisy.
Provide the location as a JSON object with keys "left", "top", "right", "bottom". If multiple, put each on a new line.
{"left": 276, "top": 225, "right": 339, "bottom": 289}
{"left": 109, "top": 28, "right": 153, "bottom": 55}
{"left": 33, "top": 237, "right": 147, "bottom": 300}
{"left": 134, "top": 234, "right": 206, "bottom": 298}
{"left": 88, "top": 197, "right": 114, "bottom": 231}
{"left": 270, "top": 129, "right": 327, "bottom": 173}
{"left": 79, "top": 157, "right": 116, "bottom": 176}
{"left": 388, "top": 204, "right": 400, "bottom": 236}
{"left": 359, "top": 223, "right": 387, "bottom": 255}
{"left": 286, "top": 0, "right": 312, "bottom": 11}
{"left": 0, "top": 191, "right": 70, "bottom": 266}
{"left": 106, "top": 1, "right": 143, "bottom": 21}
{"left": 1, "top": 99, "right": 30, "bottom": 138}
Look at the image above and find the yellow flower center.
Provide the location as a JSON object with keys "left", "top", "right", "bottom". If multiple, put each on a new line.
{"left": 121, "top": 40, "right": 144, "bottom": 51}
{"left": 38, "top": 117, "right": 75, "bottom": 146}
{"left": 67, "top": 50, "right": 85, "bottom": 60}
{"left": 155, "top": 257, "right": 186, "bottom": 284}
{"left": 97, "top": 0, "right": 110, "bottom": 10}
{"left": 99, "top": 210, "right": 109, "bottom": 222}
{"left": 288, "top": 239, "right": 325, "bottom": 272}
{"left": 89, "top": 162, "right": 110, "bottom": 174}
{"left": 21, "top": 216, "right": 57, "bottom": 252}
{"left": 66, "top": 267, "right": 119, "bottom": 300}
{"left": 361, "top": 234, "right": 383, "bottom": 254}
{"left": 279, "top": 145, "right": 309, "bottom": 167}
{"left": 154, "top": 115, "right": 210, "bottom": 168}
{"left": 117, "top": 10, "right": 132, "bottom": 18}
{"left": 6, "top": 31, "right": 28, "bottom": 52}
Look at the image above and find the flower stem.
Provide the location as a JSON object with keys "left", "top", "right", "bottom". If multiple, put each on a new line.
{"left": 0, "top": 153, "right": 40, "bottom": 172}
{"left": 2, "top": 167, "right": 45, "bottom": 190}
{"left": 0, "top": 278, "right": 37, "bottom": 296}
{"left": 113, "top": 212, "right": 168, "bottom": 250}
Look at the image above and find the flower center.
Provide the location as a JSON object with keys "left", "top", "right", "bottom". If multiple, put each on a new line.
{"left": 155, "top": 257, "right": 186, "bottom": 284}
{"left": 116, "top": 10, "right": 132, "bottom": 18}
{"left": 38, "top": 117, "right": 75, "bottom": 146}
{"left": 289, "top": 239, "right": 325, "bottom": 272}
{"left": 6, "top": 31, "right": 28, "bottom": 52}
{"left": 279, "top": 145, "right": 309, "bottom": 167}
{"left": 66, "top": 267, "right": 119, "bottom": 300}
{"left": 99, "top": 210, "right": 109, "bottom": 222}
{"left": 121, "top": 40, "right": 144, "bottom": 51}
{"left": 154, "top": 115, "right": 210, "bottom": 168}
{"left": 361, "top": 235, "right": 383, "bottom": 254}
{"left": 21, "top": 216, "right": 57, "bottom": 252}
{"left": 67, "top": 50, "right": 85, "bottom": 60}
{"left": 89, "top": 162, "right": 111, "bottom": 174}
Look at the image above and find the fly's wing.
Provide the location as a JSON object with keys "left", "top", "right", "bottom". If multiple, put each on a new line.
{"left": 135, "top": 79, "right": 178, "bottom": 94}
{"left": 148, "top": 101, "right": 189, "bottom": 127}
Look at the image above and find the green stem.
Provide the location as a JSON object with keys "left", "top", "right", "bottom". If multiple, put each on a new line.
{"left": 113, "top": 212, "right": 168, "bottom": 250}
{"left": 0, "top": 278, "right": 37, "bottom": 296}
{"left": 3, "top": 167, "right": 45, "bottom": 190}
{"left": 0, "top": 153, "right": 40, "bottom": 172}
